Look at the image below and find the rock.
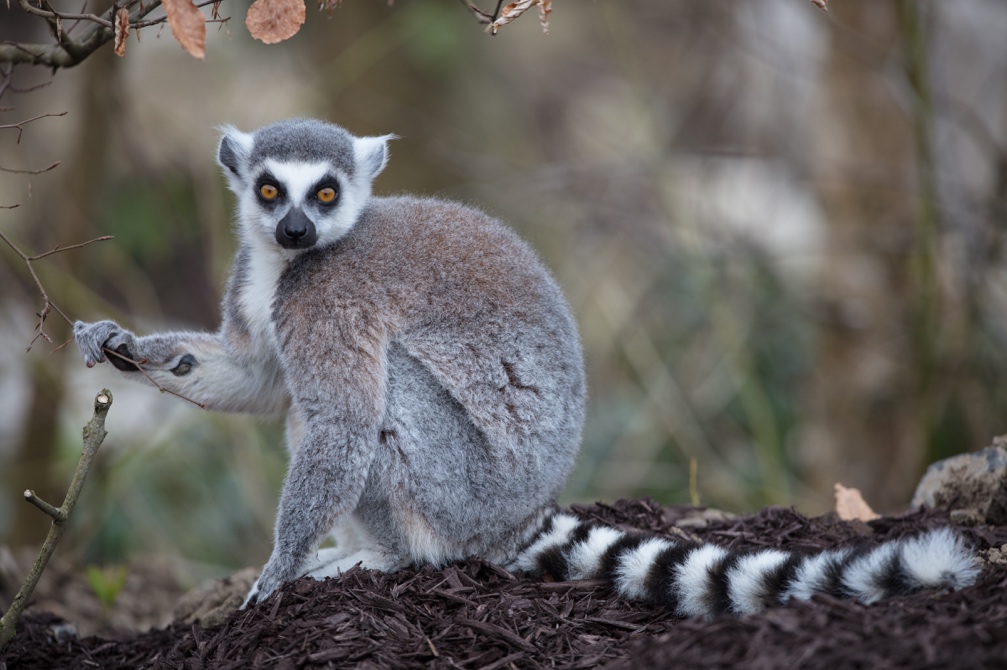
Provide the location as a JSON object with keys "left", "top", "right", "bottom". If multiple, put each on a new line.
{"left": 911, "top": 440, "right": 1007, "bottom": 525}
{"left": 173, "top": 567, "right": 258, "bottom": 627}
{"left": 983, "top": 544, "right": 1007, "bottom": 566}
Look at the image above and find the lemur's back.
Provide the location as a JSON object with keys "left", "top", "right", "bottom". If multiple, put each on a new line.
{"left": 273, "top": 195, "right": 586, "bottom": 566}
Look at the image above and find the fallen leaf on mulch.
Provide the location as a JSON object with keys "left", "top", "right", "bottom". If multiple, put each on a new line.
{"left": 834, "top": 482, "right": 880, "bottom": 521}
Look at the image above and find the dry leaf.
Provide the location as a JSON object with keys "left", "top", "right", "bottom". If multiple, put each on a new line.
{"left": 246, "top": 0, "right": 306, "bottom": 45}
{"left": 538, "top": 0, "right": 551, "bottom": 33}
{"left": 113, "top": 8, "right": 129, "bottom": 57}
{"left": 811, "top": 0, "right": 828, "bottom": 10}
{"left": 834, "top": 483, "right": 880, "bottom": 522}
{"left": 490, "top": 0, "right": 552, "bottom": 34}
{"left": 318, "top": 0, "right": 343, "bottom": 15}
{"left": 491, "top": 0, "right": 533, "bottom": 34}
{"left": 163, "top": 0, "right": 207, "bottom": 60}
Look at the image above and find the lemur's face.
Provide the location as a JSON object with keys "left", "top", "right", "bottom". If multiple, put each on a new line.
{"left": 217, "top": 119, "right": 391, "bottom": 253}
{"left": 249, "top": 160, "right": 346, "bottom": 250}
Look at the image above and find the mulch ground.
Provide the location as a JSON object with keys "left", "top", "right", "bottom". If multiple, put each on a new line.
{"left": 3, "top": 500, "right": 1007, "bottom": 670}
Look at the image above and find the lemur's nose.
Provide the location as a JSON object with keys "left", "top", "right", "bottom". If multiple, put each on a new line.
{"left": 276, "top": 207, "right": 318, "bottom": 249}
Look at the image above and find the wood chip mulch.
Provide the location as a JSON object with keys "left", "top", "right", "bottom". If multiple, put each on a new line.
{"left": 3, "top": 499, "right": 1007, "bottom": 670}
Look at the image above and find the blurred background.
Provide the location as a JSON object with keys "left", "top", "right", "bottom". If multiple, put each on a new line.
{"left": 1, "top": 0, "right": 1006, "bottom": 581}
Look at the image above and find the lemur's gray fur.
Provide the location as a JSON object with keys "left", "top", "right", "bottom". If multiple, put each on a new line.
{"left": 75, "top": 119, "right": 980, "bottom": 616}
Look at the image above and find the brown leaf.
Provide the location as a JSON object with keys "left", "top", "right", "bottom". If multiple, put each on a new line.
{"left": 834, "top": 483, "right": 880, "bottom": 522}
{"left": 163, "top": 0, "right": 206, "bottom": 60}
{"left": 538, "top": 0, "right": 552, "bottom": 33}
{"left": 113, "top": 7, "right": 129, "bottom": 57}
{"left": 246, "top": 0, "right": 306, "bottom": 45}
{"left": 318, "top": 0, "right": 343, "bottom": 16}
{"left": 490, "top": 0, "right": 551, "bottom": 35}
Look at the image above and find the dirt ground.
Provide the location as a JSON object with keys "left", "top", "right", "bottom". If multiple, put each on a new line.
{"left": 2, "top": 499, "right": 1007, "bottom": 669}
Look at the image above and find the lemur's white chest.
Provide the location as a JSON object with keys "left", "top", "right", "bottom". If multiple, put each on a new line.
{"left": 238, "top": 239, "right": 288, "bottom": 352}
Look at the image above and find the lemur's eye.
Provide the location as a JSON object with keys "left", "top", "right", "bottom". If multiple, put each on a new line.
{"left": 317, "top": 187, "right": 337, "bottom": 204}
{"left": 259, "top": 184, "right": 279, "bottom": 201}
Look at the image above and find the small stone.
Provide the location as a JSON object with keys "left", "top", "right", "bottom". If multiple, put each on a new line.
{"left": 912, "top": 442, "right": 1007, "bottom": 525}
{"left": 173, "top": 567, "right": 258, "bottom": 627}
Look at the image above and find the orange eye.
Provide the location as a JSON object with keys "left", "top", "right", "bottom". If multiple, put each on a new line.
{"left": 317, "top": 187, "right": 337, "bottom": 204}
{"left": 259, "top": 184, "right": 279, "bottom": 200}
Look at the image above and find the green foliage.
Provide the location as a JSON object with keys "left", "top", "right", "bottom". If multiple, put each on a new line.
{"left": 84, "top": 564, "right": 128, "bottom": 612}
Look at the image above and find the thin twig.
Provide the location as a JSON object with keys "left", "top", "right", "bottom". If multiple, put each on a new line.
{"left": 18, "top": 0, "right": 114, "bottom": 29}
{"left": 0, "top": 228, "right": 206, "bottom": 407}
{"left": 0, "top": 112, "right": 68, "bottom": 143}
{"left": 0, "top": 0, "right": 231, "bottom": 68}
{"left": 0, "top": 63, "right": 13, "bottom": 102}
{"left": 0, "top": 161, "right": 61, "bottom": 175}
{"left": 0, "top": 228, "right": 106, "bottom": 351}
{"left": 101, "top": 346, "right": 208, "bottom": 409}
{"left": 28, "top": 235, "right": 113, "bottom": 261}
{"left": 0, "top": 390, "right": 113, "bottom": 653}
{"left": 23, "top": 489, "right": 65, "bottom": 521}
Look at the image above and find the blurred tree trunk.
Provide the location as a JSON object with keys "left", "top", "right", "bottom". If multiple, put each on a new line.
{"left": 798, "top": 0, "right": 925, "bottom": 512}
{"left": 9, "top": 39, "right": 119, "bottom": 546}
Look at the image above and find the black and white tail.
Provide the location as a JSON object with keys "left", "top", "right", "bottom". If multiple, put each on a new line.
{"left": 509, "top": 512, "right": 980, "bottom": 618}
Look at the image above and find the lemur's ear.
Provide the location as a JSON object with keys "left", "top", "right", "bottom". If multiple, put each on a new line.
{"left": 354, "top": 134, "right": 397, "bottom": 180}
{"left": 217, "top": 125, "right": 254, "bottom": 178}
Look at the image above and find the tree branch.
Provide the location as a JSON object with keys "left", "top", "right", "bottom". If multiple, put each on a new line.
{"left": 0, "top": 161, "right": 61, "bottom": 176}
{"left": 0, "top": 390, "right": 113, "bottom": 653}
{"left": 0, "top": 112, "right": 68, "bottom": 144}
{"left": 0, "top": 227, "right": 109, "bottom": 349}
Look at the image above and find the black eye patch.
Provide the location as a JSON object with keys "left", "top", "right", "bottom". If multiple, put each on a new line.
{"left": 256, "top": 173, "right": 284, "bottom": 204}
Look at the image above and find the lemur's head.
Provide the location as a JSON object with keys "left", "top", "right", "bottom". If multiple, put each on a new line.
{"left": 217, "top": 119, "right": 393, "bottom": 252}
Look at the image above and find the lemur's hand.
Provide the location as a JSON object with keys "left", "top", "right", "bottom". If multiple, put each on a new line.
{"left": 73, "top": 320, "right": 139, "bottom": 371}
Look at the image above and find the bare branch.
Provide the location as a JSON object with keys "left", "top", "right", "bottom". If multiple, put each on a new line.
{"left": 0, "top": 161, "right": 61, "bottom": 176}
{"left": 0, "top": 227, "right": 207, "bottom": 407}
{"left": 18, "top": 0, "right": 114, "bottom": 29}
{"left": 27, "top": 235, "right": 114, "bottom": 261}
{"left": 23, "top": 489, "right": 65, "bottom": 521}
{"left": 0, "top": 227, "right": 112, "bottom": 350}
{"left": 0, "top": 0, "right": 227, "bottom": 68}
{"left": 0, "top": 390, "right": 113, "bottom": 653}
{"left": 0, "top": 112, "right": 68, "bottom": 143}
{"left": 0, "top": 0, "right": 165, "bottom": 68}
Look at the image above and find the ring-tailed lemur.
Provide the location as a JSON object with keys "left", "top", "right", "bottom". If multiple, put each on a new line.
{"left": 74, "top": 118, "right": 980, "bottom": 616}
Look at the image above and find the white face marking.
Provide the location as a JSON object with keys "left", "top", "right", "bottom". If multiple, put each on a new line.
{"left": 263, "top": 160, "right": 331, "bottom": 208}
{"left": 613, "top": 537, "right": 673, "bottom": 600}
{"left": 257, "top": 159, "right": 370, "bottom": 249}
{"left": 725, "top": 549, "right": 789, "bottom": 614}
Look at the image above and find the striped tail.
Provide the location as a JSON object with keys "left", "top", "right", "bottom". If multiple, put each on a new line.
{"left": 508, "top": 512, "right": 981, "bottom": 618}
